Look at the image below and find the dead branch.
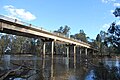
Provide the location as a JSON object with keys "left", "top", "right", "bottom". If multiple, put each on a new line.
{"left": 0, "top": 66, "right": 21, "bottom": 80}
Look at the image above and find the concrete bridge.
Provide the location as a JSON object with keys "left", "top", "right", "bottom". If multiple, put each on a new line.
{"left": 0, "top": 15, "right": 97, "bottom": 58}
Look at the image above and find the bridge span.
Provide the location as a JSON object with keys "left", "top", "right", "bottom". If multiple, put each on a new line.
{"left": 0, "top": 15, "right": 97, "bottom": 58}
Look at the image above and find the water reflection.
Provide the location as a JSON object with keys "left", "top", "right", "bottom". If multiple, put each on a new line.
{"left": 3, "top": 55, "right": 11, "bottom": 70}
{"left": 103, "top": 56, "right": 120, "bottom": 67}
{"left": 85, "top": 56, "right": 120, "bottom": 80}
{"left": 1, "top": 55, "right": 120, "bottom": 80}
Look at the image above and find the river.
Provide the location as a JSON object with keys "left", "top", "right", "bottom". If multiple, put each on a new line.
{"left": 0, "top": 55, "right": 120, "bottom": 80}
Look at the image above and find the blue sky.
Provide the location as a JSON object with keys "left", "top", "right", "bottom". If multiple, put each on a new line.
{"left": 0, "top": 0, "right": 120, "bottom": 39}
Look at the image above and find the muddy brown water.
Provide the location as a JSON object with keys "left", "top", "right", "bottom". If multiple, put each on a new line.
{"left": 0, "top": 55, "right": 120, "bottom": 80}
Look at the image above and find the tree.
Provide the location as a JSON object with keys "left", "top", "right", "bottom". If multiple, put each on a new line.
{"left": 113, "top": 7, "right": 120, "bottom": 17}
{"left": 107, "top": 22, "right": 120, "bottom": 54}
{"left": 70, "top": 29, "right": 87, "bottom": 42}
{"left": 96, "top": 34, "right": 101, "bottom": 42}
{"left": 93, "top": 30, "right": 110, "bottom": 55}
{"left": 106, "top": 7, "right": 120, "bottom": 54}
{"left": 0, "top": 35, "right": 11, "bottom": 55}
{"left": 63, "top": 25, "right": 70, "bottom": 37}
{"left": 54, "top": 25, "right": 70, "bottom": 37}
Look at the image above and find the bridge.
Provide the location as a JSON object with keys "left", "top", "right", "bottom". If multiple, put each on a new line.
{"left": 0, "top": 15, "right": 97, "bottom": 58}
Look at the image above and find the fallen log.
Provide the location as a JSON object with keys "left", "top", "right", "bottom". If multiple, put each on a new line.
{"left": 0, "top": 66, "right": 21, "bottom": 80}
{"left": 11, "top": 62, "right": 42, "bottom": 72}
{"left": 11, "top": 62, "right": 42, "bottom": 79}
{"left": 0, "top": 62, "right": 43, "bottom": 80}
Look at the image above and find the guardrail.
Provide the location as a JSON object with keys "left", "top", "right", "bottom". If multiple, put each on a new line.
{"left": 0, "top": 14, "right": 91, "bottom": 47}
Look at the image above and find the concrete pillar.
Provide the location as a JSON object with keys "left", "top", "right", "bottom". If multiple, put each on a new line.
{"left": 73, "top": 45, "right": 76, "bottom": 69}
{"left": 43, "top": 42, "right": 46, "bottom": 58}
{"left": 66, "top": 47, "right": 69, "bottom": 58}
{"left": 51, "top": 41, "right": 54, "bottom": 58}
{"left": 80, "top": 47, "right": 81, "bottom": 56}
{"left": 73, "top": 45, "right": 76, "bottom": 54}
{"left": 79, "top": 46, "right": 82, "bottom": 62}
{"left": 85, "top": 48, "right": 87, "bottom": 56}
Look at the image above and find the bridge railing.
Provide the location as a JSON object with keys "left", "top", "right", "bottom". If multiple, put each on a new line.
{"left": 0, "top": 15, "right": 90, "bottom": 46}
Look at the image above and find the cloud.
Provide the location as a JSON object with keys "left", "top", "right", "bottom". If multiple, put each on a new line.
{"left": 102, "top": 0, "right": 116, "bottom": 3}
{"left": 3, "top": 5, "right": 36, "bottom": 21}
{"left": 113, "top": 2, "right": 120, "bottom": 7}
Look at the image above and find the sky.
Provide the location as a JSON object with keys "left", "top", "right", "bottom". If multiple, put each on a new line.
{"left": 0, "top": 0, "right": 120, "bottom": 39}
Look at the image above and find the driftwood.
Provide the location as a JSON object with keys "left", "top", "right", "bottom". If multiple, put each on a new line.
{"left": 0, "top": 62, "right": 42, "bottom": 80}
{"left": 88, "top": 62, "right": 100, "bottom": 67}
{"left": 11, "top": 62, "right": 42, "bottom": 79}
{"left": 11, "top": 62, "right": 41, "bottom": 72}
{"left": 0, "top": 67, "right": 21, "bottom": 80}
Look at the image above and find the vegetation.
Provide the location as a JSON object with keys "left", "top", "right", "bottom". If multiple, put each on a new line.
{"left": 0, "top": 34, "right": 44, "bottom": 57}
{"left": 70, "top": 29, "right": 88, "bottom": 42}
{"left": 54, "top": 25, "right": 70, "bottom": 37}
{"left": 91, "top": 7, "right": 120, "bottom": 56}
{"left": 93, "top": 62, "right": 120, "bottom": 80}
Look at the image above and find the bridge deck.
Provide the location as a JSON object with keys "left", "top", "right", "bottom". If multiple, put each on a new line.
{"left": 0, "top": 15, "right": 91, "bottom": 48}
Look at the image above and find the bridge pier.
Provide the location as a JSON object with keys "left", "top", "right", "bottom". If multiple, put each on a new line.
{"left": 73, "top": 45, "right": 76, "bottom": 68}
{"left": 85, "top": 48, "right": 87, "bottom": 56}
{"left": 66, "top": 44, "right": 77, "bottom": 68}
{"left": 51, "top": 41, "right": 54, "bottom": 59}
{"left": 42, "top": 39, "right": 55, "bottom": 58}
{"left": 79, "top": 46, "right": 82, "bottom": 62}
{"left": 79, "top": 46, "right": 82, "bottom": 56}
{"left": 43, "top": 42, "right": 46, "bottom": 58}
{"left": 66, "top": 47, "right": 69, "bottom": 58}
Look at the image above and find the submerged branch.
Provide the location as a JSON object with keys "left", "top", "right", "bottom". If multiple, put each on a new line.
{"left": 0, "top": 67, "right": 21, "bottom": 80}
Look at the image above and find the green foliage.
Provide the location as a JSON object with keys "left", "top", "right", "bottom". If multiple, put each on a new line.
{"left": 113, "top": 7, "right": 120, "bottom": 17}
{"left": 54, "top": 25, "right": 70, "bottom": 37}
{"left": 96, "top": 34, "right": 101, "bottom": 42}
{"left": 91, "top": 31, "right": 109, "bottom": 55}
{"left": 0, "top": 33, "right": 44, "bottom": 57}
{"left": 94, "top": 7, "right": 120, "bottom": 55}
{"left": 107, "top": 22, "right": 120, "bottom": 53}
{"left": 70, "top": 29, "right": 87, "bottom": 42}
{"left": 106, "top": 7, "right": 120, "bottom": 54}
{"left": 0, "top": 34, "right": 11, "bottom": 55}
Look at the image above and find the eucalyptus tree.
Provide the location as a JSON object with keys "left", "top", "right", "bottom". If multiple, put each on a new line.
{"left": 107, "top": 22, "right": 120, "bottom": 54}
{"left": 0, "top": 35, "right": 11, "bottom": 54}
{"left": 70, "top": 29, "right": 87, "bottom": 42}
{"left": 11, "top": 36, "right": 27, "bottom": 54}
{"left": 54, "top": 25, "right": 70, "bottom": 37}
{"left": 106, "top": 7, "right": 120, "bottom": 54}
